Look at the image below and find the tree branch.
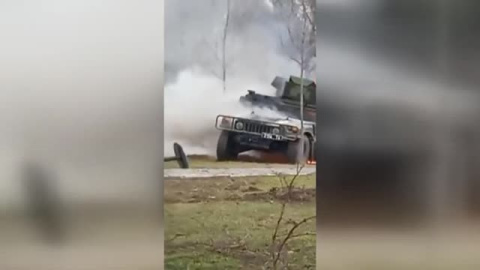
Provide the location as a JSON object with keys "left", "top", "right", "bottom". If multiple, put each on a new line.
{"left": 301, "top": 0, "right": 315, "bottom": 32}
{"left": 272, "top": 215, "right": 316, "bottom": 267}
{"left": 278, "top": 231, "right": 316, "bottom": 240}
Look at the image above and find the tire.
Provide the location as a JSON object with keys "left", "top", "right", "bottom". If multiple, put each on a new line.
{"left": 173, "top": 142, "right": 189, "bottom": 168}
{"left": 286, "top": 135, "right": 311, "bottom": 164}
{"left": 216, "top": 131, "right": 239, "bottom": 161}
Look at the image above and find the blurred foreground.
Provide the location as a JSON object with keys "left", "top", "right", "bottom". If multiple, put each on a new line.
{"left": 0, "top": 0, "right": 164, "bottom": 269}
{"left": 316, "top": 0, "right": 480, "bottom": 268}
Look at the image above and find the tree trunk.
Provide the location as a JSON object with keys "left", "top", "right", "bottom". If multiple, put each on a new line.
{"left": 299, "top": 1, "right": 308, "bottom": 137}
{"left": 222, "top": 0, "right": 231, "bottom": 93}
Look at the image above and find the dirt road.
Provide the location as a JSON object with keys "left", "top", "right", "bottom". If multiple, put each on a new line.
{"left": 164, "top": 167, "right": 316, "bottom": 179}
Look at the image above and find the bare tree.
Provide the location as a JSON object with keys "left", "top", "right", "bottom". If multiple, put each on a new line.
{"left": 268, "top": 166, "right": 316, "bottom": 269}
{"left": 222, "top": 0, "right": 232, "bottom": 92}
{"left": 272, "top": 0, "right": 315, "bottom": 155}
{"left": 273, "top": 0, "right": 316, "bottom": 80}
{"left": 266, "top": 4, "right": 317, "bottom": 267}
{"left": 199, "top": 0, "right": 232, "bottom": 92}
{"left": 272, "top": 0, "right": 316, "bottom": 77}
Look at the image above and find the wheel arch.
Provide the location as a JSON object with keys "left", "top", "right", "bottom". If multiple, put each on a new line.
{"left": 303, "top": 131, "right": 315, "bottom": 160}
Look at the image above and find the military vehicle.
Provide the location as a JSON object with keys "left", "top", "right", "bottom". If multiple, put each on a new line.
{"left": 214, "top": 76, "right": 316, "bottom": 164}
{"left": 240, "top": 75, "right": 316, "bottom": 122}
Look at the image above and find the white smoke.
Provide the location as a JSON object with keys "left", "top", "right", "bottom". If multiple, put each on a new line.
{"left": 164, "top": 0, "right": 301, "bottom": 156}
{"left": 164, "top": 67, "right": 292, "bottom": 156}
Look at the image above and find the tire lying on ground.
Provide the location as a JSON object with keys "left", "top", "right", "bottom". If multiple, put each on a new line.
{"left": 216, "top": 130, "right": 239, "bottom": 161}
{"left": 173, "top": 142, "right": 189, "bottom": 169}
{"left": 286, "top": 135, "right": 310, "bottom": 164}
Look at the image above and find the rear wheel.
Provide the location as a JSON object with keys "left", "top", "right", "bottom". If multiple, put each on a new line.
{"left": 286, "top": 135, "right": 311, "bottom": 164}
{"left": 216, "top": 131, "right": 239, "bottom": 161}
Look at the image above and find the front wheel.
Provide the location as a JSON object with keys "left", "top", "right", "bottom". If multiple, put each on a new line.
{"left": 286, "top": 135, "right": 311, "bottom": 164}
{"left": 216, "top": 131, "right": 239, "bottom": 161}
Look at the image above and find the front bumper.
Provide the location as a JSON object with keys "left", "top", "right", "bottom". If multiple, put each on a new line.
{"left": 232, "top": 133, "right": 288, "bottom": 150}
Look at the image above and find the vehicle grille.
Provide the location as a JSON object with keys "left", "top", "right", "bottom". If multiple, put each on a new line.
{"left": 244, "top": 121, "right": 274, "bottom": 134}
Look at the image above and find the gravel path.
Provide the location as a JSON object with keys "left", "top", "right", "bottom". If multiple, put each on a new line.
{"left": 164, "top": 167, "right": 316, "bottom": 179}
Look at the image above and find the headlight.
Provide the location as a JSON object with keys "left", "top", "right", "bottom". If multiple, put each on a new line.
{"left": 235, "top": 121, "right": 244, "bottom": 130}
{"left": 219, "top": 116, "right": 233, "bottom": 128}
{"left": 286, "top": 126, "right": 299, "bottom": 133}
{"left": 272, "top": 127, "right": 280, "bottom": 134}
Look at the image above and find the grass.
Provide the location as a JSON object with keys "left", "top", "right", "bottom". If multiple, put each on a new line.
{"left": 165, "top": 202, "right": 315, "bottom": 269}
{"left": 164, "top": 174, "right": 316, "bottom": 269}
{"left": 165, "top": 252, "right": 241, "bottom": 270}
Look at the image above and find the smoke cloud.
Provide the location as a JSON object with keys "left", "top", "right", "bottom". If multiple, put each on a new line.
{"left": 164, "top": 0, "right": 303, "bottom": 156}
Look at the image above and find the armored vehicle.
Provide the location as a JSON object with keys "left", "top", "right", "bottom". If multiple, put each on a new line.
{"left": 240, "top": 75, "right": 316, "bottom": 122}
{"left": 214, "top": 76, "right": 316, "bottom": 164}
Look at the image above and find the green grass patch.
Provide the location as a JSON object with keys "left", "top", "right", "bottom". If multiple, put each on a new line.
{"left": 165, "top": 201, "right": 315, "bottom": 269}
{"left": 165, "top": 251, "right": 241, "bottom": 270}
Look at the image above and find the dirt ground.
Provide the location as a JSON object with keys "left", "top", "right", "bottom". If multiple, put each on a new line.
{"left": 163, "top": 154, "right": 316, "bottom": 169}
{"left": 164, "top": 174, "right": 315, "bottom": 204}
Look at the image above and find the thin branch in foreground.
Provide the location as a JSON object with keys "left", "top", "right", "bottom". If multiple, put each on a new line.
{"left": 271, "top": 202, "right": 286, "bottom": 262}
{"left": 166, "top": 233, "right": 186, "bottom": 243}
{"left": 272, "top": 215, "right": 316, "bottom": 267}
{"left": 278, "top": 231, "right": 316, "bottom": 240}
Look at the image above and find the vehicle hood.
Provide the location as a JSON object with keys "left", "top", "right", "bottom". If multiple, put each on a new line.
{"left": 240, "top": 113, "right": 314, "bottom": 127}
